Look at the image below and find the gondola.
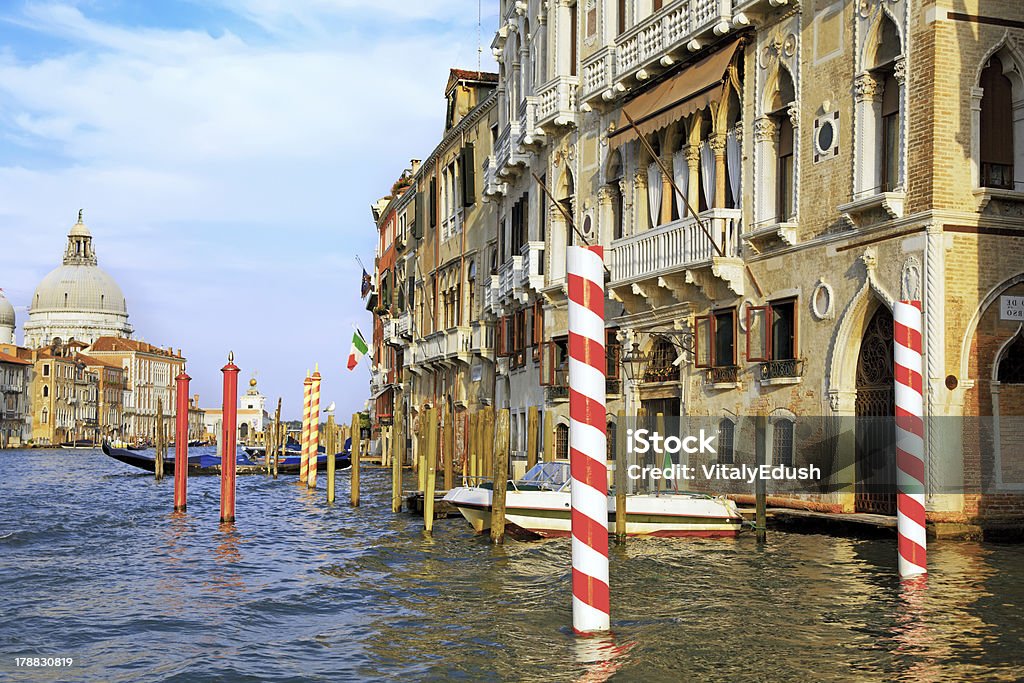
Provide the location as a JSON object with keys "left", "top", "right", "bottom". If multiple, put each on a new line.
{"left": 101, "top": 442, "right": 349, "bottom": 475}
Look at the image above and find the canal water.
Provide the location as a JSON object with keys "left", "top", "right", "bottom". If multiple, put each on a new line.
{"left": 1, "top": 449, "right": 1022, "bottom": 682}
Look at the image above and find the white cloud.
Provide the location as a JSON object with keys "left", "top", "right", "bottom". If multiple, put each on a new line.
{"left": 0, "top": 1, "right": 497, "bottom": 417}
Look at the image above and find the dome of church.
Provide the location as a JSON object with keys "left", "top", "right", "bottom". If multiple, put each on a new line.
{"left": 23, "top": 212, "right": 133, "bottom": 348}
{"left": 0, "top": 290, "right": 13, "bottom": 327}
{"left": 31, "top": 265, "right": 127, "bottom": 314}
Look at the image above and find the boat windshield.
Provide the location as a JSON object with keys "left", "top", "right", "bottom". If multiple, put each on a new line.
{"left": 520, "top": 462, "right": 571, "bottom": 489}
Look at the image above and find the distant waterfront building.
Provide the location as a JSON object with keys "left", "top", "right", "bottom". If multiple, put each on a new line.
{"left": 78, "top": 354, "right": 126, "bottom": 442}
{"left": 203, "top": 377, "right": 268, "bottom": 445}
{"left": 0, "top": 346, "right": 32, "bottom": 447}
{"left": 0, "top": 290, "right": 15, "bottom": 345}
{"left": 84, "top": 337, "right": 185, "bottom": 442}
{"left": 30, "top": 343, "right": 83, "bottom": 446}
{"left": 24, "top": 213, "right": 133, "bottom": 349}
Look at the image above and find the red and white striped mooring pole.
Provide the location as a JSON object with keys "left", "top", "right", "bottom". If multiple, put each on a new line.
{"left": 894, "top": 300, "right": 926, "bottom": 578}
{"left": 567, "top": 245, "right": 611, "bottom": 633}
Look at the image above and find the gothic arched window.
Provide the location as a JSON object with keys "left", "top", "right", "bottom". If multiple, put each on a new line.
{"left": 998, "top": 335, "right": 1024, "bottom": 384}
{"left": 980, "top": 56, "right": 1015, "bottom": 190}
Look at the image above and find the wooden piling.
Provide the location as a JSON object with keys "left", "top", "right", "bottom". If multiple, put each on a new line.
{"left": 543, "top": 409, "right": 554, "bottom": 461}
{"left": 273, "top": 399, "right": 282, "bottom": 479}
{"left": 655, "top": 412, "right": 666, "bottom": 493}
{"left": 155, "top": 398, "right": 165, "bottom": 481}
{"left": 467, "top": 412, "right": 478, "bottom": 482}
{"left": 350, "top": 413, "right": 361, "bottom": 507}
{"left": 490, "top": 409, "right": 510, "bottom": 544}
{"left": 526, "top": 406, "right": 538, "bottom": 471}
{"left": 755, "top": 414, "right": 767, "bottom": 542}
{"left": 391, "top": 393, "right": 403, "bottom": 513}
{"left": 483, "top": 407, "right": 495, "bottom": 480}
{"left": 326, "top": 414, "right": 336, "bottom": 504}
{"left": 443, "top": 404, "right": 454, "bottom": 492}
{"left": 423, "top": 407, "right": 438, "bottom": 532}
{"left": 615, "top": 410, "right": 627, "bottom": 543}
{"left": 417, "top": 412, "right": 427, "bottom": 492}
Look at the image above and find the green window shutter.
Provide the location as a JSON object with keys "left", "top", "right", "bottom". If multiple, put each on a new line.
{"left": 429, "top": 177, "right": 437, "bottom": 228}
{"left": 413, "top": 191, "right": 423, "bottom": 238}
{"left": 462, "top": 143, "right": 476, "bottom": 207}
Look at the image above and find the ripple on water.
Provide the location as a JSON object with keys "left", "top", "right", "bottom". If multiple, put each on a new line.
{"left": 1, "top": 449, "right": 1023, "bottom": 682}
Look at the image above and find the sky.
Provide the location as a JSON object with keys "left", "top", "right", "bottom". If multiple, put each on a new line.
{"left": 0, "top": 0, "right": 497, "bottom": 420}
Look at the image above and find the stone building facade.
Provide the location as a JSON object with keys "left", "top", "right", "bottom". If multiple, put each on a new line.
{"left": 373, "top": 0, "right": 1024, "bottom": 531}
{"left": 0, "top": 347, "right": 32, "bottom": 447}
{"left": 370, "top": 69, "right": 500, "bottom": 469}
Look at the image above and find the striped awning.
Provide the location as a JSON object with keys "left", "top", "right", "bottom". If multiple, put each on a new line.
{"left": 609, "top": 40, "right": 741, "bottom": 151}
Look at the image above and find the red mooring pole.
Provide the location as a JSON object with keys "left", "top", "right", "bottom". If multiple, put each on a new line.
{"left": 220, "top": 352, "right": 240, "bottom": 523}
{"left": 174, "top": 369, "right": 191, "bottom": 512}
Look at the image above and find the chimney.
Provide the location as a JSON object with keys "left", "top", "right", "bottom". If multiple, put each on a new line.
{"left": 410, "top": 159, "right": 421, "bottom": 174}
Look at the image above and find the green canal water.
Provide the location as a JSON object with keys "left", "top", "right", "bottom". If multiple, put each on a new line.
{"left": 1, "top": 449, "right": 1022, "bottom": 682}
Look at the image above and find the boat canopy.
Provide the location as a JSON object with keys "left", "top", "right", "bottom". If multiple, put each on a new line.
{"left": 521, "top": 462, "right": 571, "bottom": 489}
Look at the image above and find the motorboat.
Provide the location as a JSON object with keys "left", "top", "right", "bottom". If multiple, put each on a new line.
{"left": 443, "top": 462, "right": 744, "bottom": 538}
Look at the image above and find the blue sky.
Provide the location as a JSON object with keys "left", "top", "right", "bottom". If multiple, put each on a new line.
{"left": 0, "top": 0, "right": 496, "bottom": 419}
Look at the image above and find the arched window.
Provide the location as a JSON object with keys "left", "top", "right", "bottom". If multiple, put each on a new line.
{"left": 644, "top": 337, "right": 678, "bottom": 383}
{"left": 41, "top": 408, "right": 48, "bottom": 424}
{"left": 998, "top": 335, "right": 1024, "bottom": 383}
{"left": 773, "top": 419, "right": 794, "bottom": 467}
{"left": 607, "top": 151, "right": 624, "bottom": 240}
{"left": 980, "top": 56, "right": 1015, "bottom": 190}
{"left": 718, "top": 419, "right": 735, "bottom": 464}
{"left": 42, "top": 385, "right": 49, "bottom": 398}
{"left": 555, "top": 423, "right": 569, "bottom": 459}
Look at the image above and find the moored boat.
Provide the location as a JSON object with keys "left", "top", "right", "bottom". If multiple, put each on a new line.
{"left": 101, "top": 442, "right": 349, "bottom": 475}
{"left": 444, "top": 462, "right": 744, "bottom": 538}
{"left": 60, "top": 440, "right": 99, "bottom": 450}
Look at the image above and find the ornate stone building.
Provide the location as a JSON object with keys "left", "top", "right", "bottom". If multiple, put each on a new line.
{"left": 0, "top": 346, "right": 32, "bottom": 447}
{"left": 24, "top": 213, "right": 133, "bottom": 349}
{"left": 375, "top": 0, "right": 1024, "bottom": 532}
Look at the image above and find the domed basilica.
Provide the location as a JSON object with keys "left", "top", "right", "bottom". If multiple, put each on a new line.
{"left": 23, "top": 212, "right": 133, "bottom": 348}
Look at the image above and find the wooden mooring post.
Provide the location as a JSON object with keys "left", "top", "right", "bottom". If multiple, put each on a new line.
{"left": 615, "top": 410, "right": 627, "bottom": 543}
{"left": 443, "top": 404, "right": 454, "bottom": 492}
{"left": 272, "top": 399, "right": 282, "bottom": 479}
{"left": 490, "top": 409, "right": 510, "bottom": 545}
{"left": 350, "top": 413, "right": 361, "bottom": 507}
{"left": 155, "top": 398, "right": 165, "bottom": 481}
{"left": 526, "top": 406, "right": 538, "bottom": 472}
{"left": 391, "top": 392, "right": 403, "bottom": 513}
{"left": 543, "top": 410, "right": 554, "bottom": 462}
{"left": 423, "top": 407, "right": 438, "bottom": 533}
{"left": 326, "top": 413, "right": 336, "bottom": 504}
{"left": 755, "top": 414, "right": 767, "bottom": 543}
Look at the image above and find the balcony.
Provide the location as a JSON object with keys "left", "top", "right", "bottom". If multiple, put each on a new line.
{"left": 516, "top": 96, "right": 542, "bottom": 150}
{"left": 518, "top": 241, "right": 545, "bottom": 294}
{"left": 396, "top": 311, "right": 412, "bottom": 338}
{"left": 382, "top": 319, "right": 399, "bottom": 345}
{"left": 483, "top": 155, "right": 506, "bottom": 197}
{"left": 484, "top": 273, "right": 501, "bottom": 314}
{"left": 756, "top": 358, "right": 804, "bottom": 386}
{"left": 703, "top": 365, "right": 739, "bottom": 388}
{"left": 580, "top": 0, "right": 737, "bottom": 105}
{"left": 498, "top": 256, "right": 523, "bottom": 301}
{"left": 495, "top": 121, "right": 528, "bottom": 177}
{"left": 471, "top": 321, "right": 496, "bottom": 361}
{"left": 609, "top": 208, "right": 741, "bottom": 284}
{"left": 535, "top": 75, "right": 578, "bottom": 130}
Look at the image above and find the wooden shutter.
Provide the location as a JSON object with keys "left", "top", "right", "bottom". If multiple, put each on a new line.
{"left": 462, "top": 143, "right": 476, "bottom": 207}
{"left": 532, "top": 301, "right": 543, "bottom": 360}
{"left": 694, "top": 315, "right": 712, "bottom": 368}
{"left": 413, "top": 191, "right": 423, "bottom": 239}
{"left": 540, "top": 341, "right": 552, "bottom": 385}
{"left": 746, "top": 305, "right": 770, "bottom": 362}
{"left": 497, "top": 317, "right": 508, "bottom": 357}
{"left": 429, "top": 177, "right": 437, "bottom": 228}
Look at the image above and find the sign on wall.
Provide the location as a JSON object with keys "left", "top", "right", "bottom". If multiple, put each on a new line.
{"left": 1000, "top": 295, "right": 1024, "bottom": 321}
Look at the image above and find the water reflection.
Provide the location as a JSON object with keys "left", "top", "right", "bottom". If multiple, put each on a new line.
{"left": 0, "top": 450, "right": 1022, "bottom": 682}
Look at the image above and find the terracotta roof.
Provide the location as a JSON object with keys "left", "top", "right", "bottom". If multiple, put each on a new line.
{"left": 76, "top": 353, "right": 123, "bottom": 369}
{"left": 88, "top": 337, "right": 184, "bottom": 358}
{"left": 0, "top": 351, "right": 31, "bottom": 366}
{"left": 446, "top": 68, "right": 498, "bottom": 92}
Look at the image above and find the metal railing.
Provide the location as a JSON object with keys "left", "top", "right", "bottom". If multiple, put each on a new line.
{"left": 757, "top": 358, "right": 804, "bottom": 382}
{"left": 704, "top": 366, "right": 739, "bottom": 385}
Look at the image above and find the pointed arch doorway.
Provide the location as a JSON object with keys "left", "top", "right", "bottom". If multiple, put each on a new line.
{"left": 855, "top": 305, "right": 897, "bottom": 514}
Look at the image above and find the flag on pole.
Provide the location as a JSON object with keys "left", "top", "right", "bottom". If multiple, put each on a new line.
{"left": 347, "top": 329, "right": 369, "bottom": 370}
{"left": 360, "top": 269, "right": 372, "bottom": 299}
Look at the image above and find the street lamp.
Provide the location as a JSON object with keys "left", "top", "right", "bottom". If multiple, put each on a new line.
{"left": 620, "top": 340, "right": 651, "bottom": 384}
